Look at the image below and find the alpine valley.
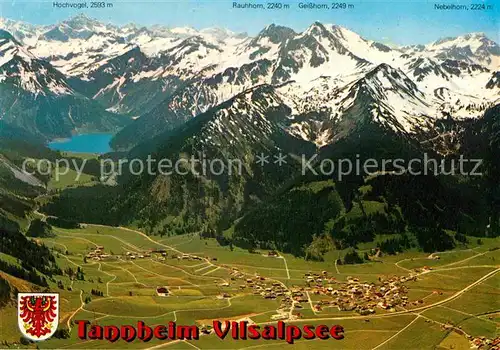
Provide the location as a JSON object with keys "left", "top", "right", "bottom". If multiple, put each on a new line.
{"left": 1, "top": 12, "right": 499, "bottom": 248}
{"left": 0, "top": 13, "right": 499, "bottom": 349}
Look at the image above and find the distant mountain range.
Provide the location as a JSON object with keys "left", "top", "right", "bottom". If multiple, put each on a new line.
{"left": 0, "top": 14, "right": 498, "bottom": 146}
{"left": 0, "top": 28, "right": 128, "bottom": 141}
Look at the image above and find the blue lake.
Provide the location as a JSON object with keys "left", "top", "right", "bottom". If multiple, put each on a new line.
{"left": 48, "top": 133, "right": 113, "bottom": 154}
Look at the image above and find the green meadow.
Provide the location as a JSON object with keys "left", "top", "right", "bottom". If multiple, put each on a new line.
{"left": 1, "top": 224, "right": 498, "bottom": 349}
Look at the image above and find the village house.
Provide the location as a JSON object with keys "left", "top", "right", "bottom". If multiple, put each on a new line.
{"left": 271, "top": 314, "right": 288, "bottom": 320}
{"left": 156, "top": 286, "right": 169, "bottom": 297}
{"left": 217, "top": 292, "right": 231, "bottom": 299}
{"left": 268, "top": 250, "right": 279, "bottom": 257}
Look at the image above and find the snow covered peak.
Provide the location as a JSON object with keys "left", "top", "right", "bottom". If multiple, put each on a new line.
{"left": 335, "top": 63, "right": 434, "bottom": 134}
{"left": 304, "top": 21, "right": 330, "bottom": 36}
{"left": 0, "top": 30, "right": 74, "bottom": 96}
{"left": 41, "top": 14, "right": 117, "bottom": 42}
{"left": 170, "top": 26, "right": 198, "bottom": 36}
{"left": 65, "top": 13, "right": 112, "bottom": 31}
{"left": 426, "top": 33, "right": 499, "bottom": 69}
{"left": 122, "top": 23, "right": 138, "bottom": 31}
{"left": 0, "top": 29, "right": 36, "bottom": 67}
{"left": 0, "top": 17, "right": 45, "bottom": 44}
{"left": 200, "top": 27, "right": 246, "bottom": 41}
{"left": 67, "top": 13, "right": 93, "bottom": 23}
{"left": 432, "top": 32, "right": 488, "bottom": 47}
{"left": 253, "top": 24, "right": 296, "bottom": 45}
{"left": 364, "top": 63, "right": 421, "bottom": 93}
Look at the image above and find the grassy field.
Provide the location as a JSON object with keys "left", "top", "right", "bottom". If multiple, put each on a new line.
{"left": 25, "top": 152, "right": 100, "bottom": 191}
{"left": 48, "top": 166, "right": 96, "bottom": 190}
{"left": 1, "top": 224, "right": 498, "bottom": 349}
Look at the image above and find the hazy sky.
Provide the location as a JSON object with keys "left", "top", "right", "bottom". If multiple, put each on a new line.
{"left": 1, "top": 0, "right": 498, "bottom": 45}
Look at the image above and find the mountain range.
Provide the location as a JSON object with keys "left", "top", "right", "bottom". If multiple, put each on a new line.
{"left": 0, "top": 14, "right": 498, "bottom": 147}
{"left": 0, "top": 14, "right": 499, "bottom": 255}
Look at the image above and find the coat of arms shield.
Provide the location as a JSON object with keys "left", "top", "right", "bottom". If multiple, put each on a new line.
{"left": 18, "top": 293, "right": 59, "bottom": 341}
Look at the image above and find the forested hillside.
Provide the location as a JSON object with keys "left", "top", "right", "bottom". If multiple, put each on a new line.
{"left": 42, "top": 103, "right": 499, "bottom": 259}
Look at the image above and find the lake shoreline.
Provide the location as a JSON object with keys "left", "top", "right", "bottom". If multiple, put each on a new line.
{"left": 48, "top": 133, "right": 114, "bottom": 154}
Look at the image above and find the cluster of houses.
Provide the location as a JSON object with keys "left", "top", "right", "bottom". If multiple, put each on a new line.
{"left": 86, "top": 247, "right": 217, "bottom": 263}
{"left": 83, "top": 245, "right": 435, "bottom": 320}
{"left": 80, "top": 245, "right": 496, "bottom": 350}
{"left": 153, "top": 250, "right": 209, "bottom": 262}
{"left": 213, "top": 265, "right": 428, "bottom": 320}
{"left": 125, "top": 251, "right": 151, "bottom": 259}
{"left": 85, "top": 246, "right": 110, "bottom": 261}
{"left": 86, "top": 246, "right": 157, "bottom": 261}
{"left": 226, "top": 268, "right": 294, "bottom": 311}
{"left": 468, "top": 335, "right": 499, "bottom": 349}
{"left": 175, "top": 254, "right": 202, "bottom": 260}
{"left": 295, "top": 272, "right": 421, "bottom": 315}
{"left": 440, "top": 322, "right": 500, "bottom": 350}
{"left": 425, "top": 323, "right": 499, "bottom": 349}
{"left": 218, "top": 266, "right": 426, "bottom": 321}
{"left": 85, "top": 245, "right": 156, "bottom": 261}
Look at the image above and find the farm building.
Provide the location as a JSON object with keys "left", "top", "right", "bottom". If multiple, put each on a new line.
{"left": 156, "top": 286, "right": 169, "bottom": 297}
